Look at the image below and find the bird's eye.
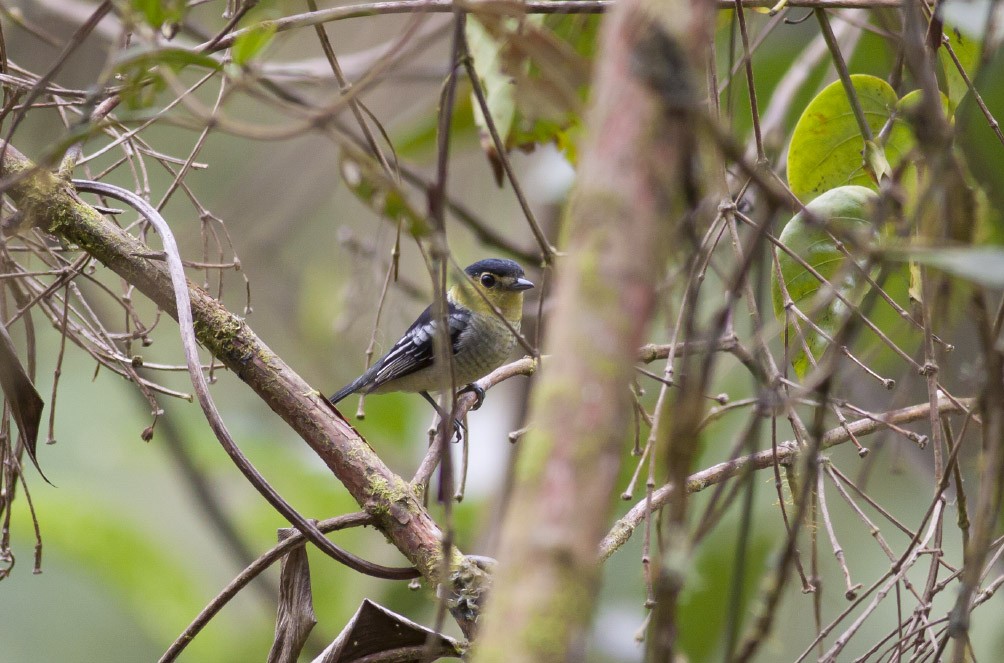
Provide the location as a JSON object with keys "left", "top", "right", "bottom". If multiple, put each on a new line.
{"left": 480, "top": 273, "right": 497, "bottom": 288}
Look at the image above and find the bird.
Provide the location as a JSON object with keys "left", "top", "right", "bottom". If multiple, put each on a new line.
{"left": 328, "top": 258, "right": 534, "bottom": 430}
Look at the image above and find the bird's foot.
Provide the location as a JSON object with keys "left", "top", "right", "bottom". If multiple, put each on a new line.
{"left": 451, "top": 417, "right": 466, "bottom": 443}
{"left": 459, "top": 383, "right": 486, "bottom": 410}
{"left": 421, "top": 391, "right": 466, "bottom": 442}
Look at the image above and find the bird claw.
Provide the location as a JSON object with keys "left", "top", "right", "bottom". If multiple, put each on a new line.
{"left": 421, "top": 390, "right": 468, "bottom": 442}
{"left": 451, "top": 417, "right": 466, "bottom": 443}
{"left": 460, "top": 383, "right": 486, "bottom": 411}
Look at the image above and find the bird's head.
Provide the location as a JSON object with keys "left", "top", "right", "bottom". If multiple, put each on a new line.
{"left": 451, "top": 258, "right": 534, "bottom": 321}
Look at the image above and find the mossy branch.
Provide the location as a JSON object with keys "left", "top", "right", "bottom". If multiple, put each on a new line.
{"left": 0, "top": 143, "right": 482, "bottom": 634}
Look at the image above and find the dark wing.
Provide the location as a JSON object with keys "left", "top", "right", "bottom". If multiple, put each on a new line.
{"left": 328, "top": 302, "right": 470, "bottom": 403}
{"left": 367, "top": 303, "right": 471, "bottom": 388}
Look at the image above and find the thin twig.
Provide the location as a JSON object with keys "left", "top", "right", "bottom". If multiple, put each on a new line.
{"left": 599, "top": 396, "right": 973, "bottom": 560}
{"left": 159, "top": 513, "right": 377, "bottom": 662}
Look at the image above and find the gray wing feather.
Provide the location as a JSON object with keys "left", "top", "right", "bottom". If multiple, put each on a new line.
{"left": 328, "top": 303, "right": 470, "bottom": 403}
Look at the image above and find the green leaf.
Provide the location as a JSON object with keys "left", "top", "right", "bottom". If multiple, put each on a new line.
{"left": 889, "top": 90, "right": 955, "bottom": 215}
{"left": 26, "top": 491, "right": 205, "bottom": 640}
{"left": 771, "top": 185, "right": 878, "bottom": 378}
{"left": 232, "top": 21, "right": 277, "bottom": 66}
{"left": 394, "top": 92, "right": 477, "bottom": 158}
{"left": 888, "top": 246, "right": 1004, "bottom": 288}
{"left": 938, "top": 25, "right": 981, "bottom": 108}
{"left": 547, "top": 13, "right": 599, "bottom": 60}
{"left": 956, "top": 45, "right": 1004, "bottom": 230}
{"left": 863, "top": 139, "right": 892, "bottom": 182}
{"left": 788, "top": 75, "right": 908, "bottom": 202}
{"left": 129, "top": 0, "right": 186, "bottom": 29}
{"left": 129, "top": 0, "right": 184, "bottom": 29}
{"left": 131, "top": 0, "right": 165, "bottom": 29}
{"left": 895, "top": 88, "right": 953, "bottom": 119}
{"left": 678, "top": 521, "right": 772, "bottom": 661}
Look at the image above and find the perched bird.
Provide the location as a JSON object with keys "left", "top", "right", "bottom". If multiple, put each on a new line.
{"left": 329, "top": 258, "right": 533, "bottom": 425}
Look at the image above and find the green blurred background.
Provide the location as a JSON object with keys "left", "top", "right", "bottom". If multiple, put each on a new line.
{"left": 3, "top": 0, "right": 1004, "bottom": 661}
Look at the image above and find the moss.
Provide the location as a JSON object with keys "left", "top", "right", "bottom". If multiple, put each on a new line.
{"left": 449, "top": 556, "right": 493, "bottom": 624}
{"left": 192, "top": 309, "right": 243, "bottom": 354}
{"left": 513, "top": 428, "right": 553, "bottom": 485}
{"left": 360, "top": 474, "right": 462, "bottom": 579}
{"left": 364, "top": 476, "right": 392, "bottom": 517}
{"left": 343, "top": 442, "right": 369, "bottom": 467}
{"left": 364, "top": 474, "right": 414, "bottom": 520}
{"left": 423, "top": 546, "right": 450, "bottom": 580}
{"left": 514, "top": 372, "right": 582, "bottom": 485}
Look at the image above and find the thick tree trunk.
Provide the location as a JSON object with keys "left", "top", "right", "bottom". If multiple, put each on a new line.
{"left": 471, "top": 0, "right": 716, "bottom": 659}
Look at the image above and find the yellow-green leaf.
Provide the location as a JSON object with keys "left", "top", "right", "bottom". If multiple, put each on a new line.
{"left": 938, "top": 26, "right": 980, "bottom": 108}
{"left": 771, "top": 185, "right": 878, "bottom": 377}
{"left": 788, "top": 75, "right": 905, "bottom": 202}
{"left": 232, "top": 22, "right": 277, "bottom": 65}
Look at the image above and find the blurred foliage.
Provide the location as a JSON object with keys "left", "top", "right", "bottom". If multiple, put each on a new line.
{"left": 130, "top": 0, "right": 187, "bottom": 31}
{"left": 3, "top": 1, "right": 1004, "bottom": 661}
{"left": 956, "top": 46, "right": 1004, "bottom": 232}
{"left": 467, "top": 9, "right": 591, "bottom": 176}
{"left": 113, "top": 47, "right": 219, "bottom": 110}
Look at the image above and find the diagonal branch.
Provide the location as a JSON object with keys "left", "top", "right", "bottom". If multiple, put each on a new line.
{"left": 0, "top": 142, "right": 484, "bottom": 635}
{"left": 71, "top": 178, "right": 414, "bottom": 581}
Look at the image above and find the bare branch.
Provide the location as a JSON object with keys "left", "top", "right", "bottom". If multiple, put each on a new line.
{"left": 599, "top": 396, "right": 974, "bottom": 561}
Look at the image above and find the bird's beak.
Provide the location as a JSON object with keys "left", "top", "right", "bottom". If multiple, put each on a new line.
{"left": 511, "top": 277, "right": 534, "bottom": 291}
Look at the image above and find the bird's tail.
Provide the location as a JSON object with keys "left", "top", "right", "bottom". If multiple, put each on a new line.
{"left": 328, "top": 375, "right": 367, "bottom": 405}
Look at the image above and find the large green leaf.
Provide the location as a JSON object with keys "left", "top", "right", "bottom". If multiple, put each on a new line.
{"left": 956, "top": 46, "right": 1004, "bottom": 234}
{"left": 788, "top": 75, "right": 911, "bottom": 202}
{"left": 771, "top": 185, "right": 878, "bottom": 378}
{"left": 24, "top": 491, "right": 204, "bottom": 640}
{"left": 394, "top": 92, "right": 478, "bottom": 158}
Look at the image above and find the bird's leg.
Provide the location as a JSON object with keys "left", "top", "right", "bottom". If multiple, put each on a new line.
{"left": 458, "top": 383, "right": 486, "bottom": 410}
{"left": 422, "top": 391, "right": 463, "bottom": 503}
{"left": 420, "top": 391, "right": 464, "bottom": 442}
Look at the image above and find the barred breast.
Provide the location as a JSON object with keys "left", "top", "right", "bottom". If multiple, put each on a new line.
{"left": 451, "top": 314, "right": 520, "bottom": 386}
